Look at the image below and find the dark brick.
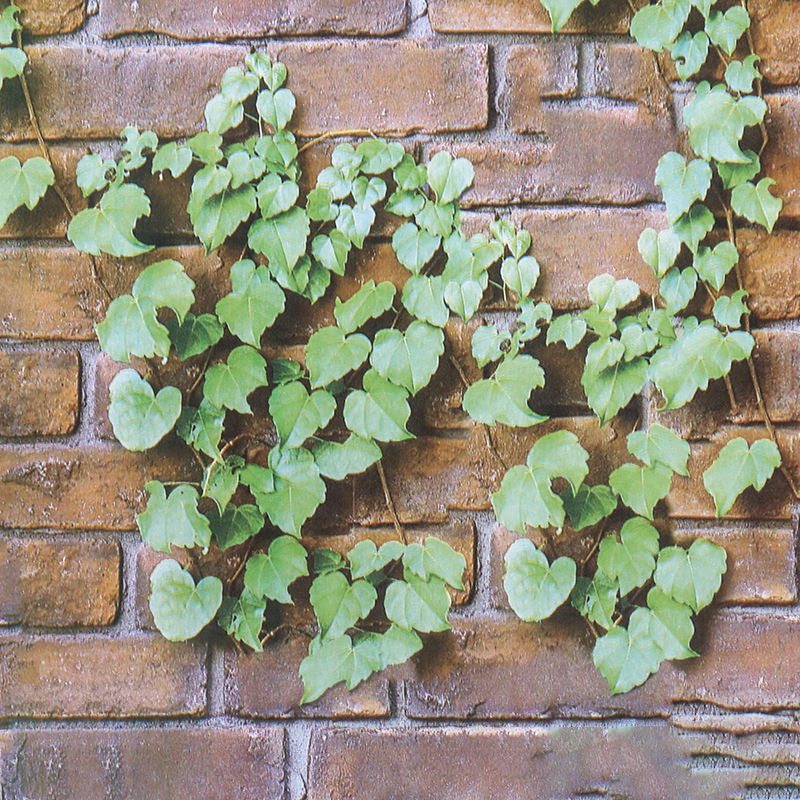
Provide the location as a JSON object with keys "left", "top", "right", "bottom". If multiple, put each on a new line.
{"left": 0, "top": 538, "right": 120, "bottom": 627}
{"left": 0, "top": 727, "right": 284, "bottom": 800}
{"left": 0, "top": 637, "right": 206, "bottom": 718}
{"left": 99, "top": 0, "right": 405, "bottom": 39}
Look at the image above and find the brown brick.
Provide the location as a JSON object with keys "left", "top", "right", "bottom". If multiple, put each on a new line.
{"left": 307, "top": 724, "right": 746, "bottom": 800}
{"left": 0, "top": 727, "right": 284, "bottom": 800}
{"left": 0, "top": 349, "right": 80, "bottom": 437}
{"left": 428, "top": 0, "right": 631, "bottom": 33}
{"left": 2, "top": 43, "right": 487, "bottom": 141}
{"left": 737, "top": 229, "right": 800, "bottom": 320}
{"left": 99, "top": 0, "right": 405, "bottom": 39}
{"left": 0, "top": 538, "right": 120, "bottom": 627}
{"left": 0, "top": 637, "right": 206, "bottom": 718}
{"left": 15, "top": 0, "right": 86, "bottom": 35}
{"left": 595, "top": 43, "right": 675, "bottom": 112}
{"left": 505, "top": 42, "right": 580, "bottom": 102}
{"left": 0, "top": 445, "right": 198, "bottom": 530}
{"left": 751, "top": 0, "right": 800, "bottom": 85}
{"left": 764, "top": 95, "right": 800, "bottom": 221}
{"left": 0, "top": 245, "right": 235, "bottom": 341}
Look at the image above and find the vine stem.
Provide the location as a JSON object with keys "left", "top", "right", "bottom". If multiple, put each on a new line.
{"left": 297, "top": 128, "right": 376, "bottom": 155}
{"left": 700, "top": 274, "right": 740, "bottom": 412}
{"left": 376, "top": 459, "right": 407, "bottom": 545}
{"left": 742, "top": 0, "right": 770, "bottom": 156}
{"left": 226, "top": 539, "right": 253, "bottom": 590}
{"left": 186, "top": 350, "right": 213, "bottom": 400}
{"left": 13, "top": 28, "right": 112, "bottom": 302}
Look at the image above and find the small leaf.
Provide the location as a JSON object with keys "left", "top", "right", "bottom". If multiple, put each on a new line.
{"left": 310, "top": 571, "right": 378, "bottom": 640}
{"left": 306, "top": 326, "right": 371, "bottom": 389}
{"left": 401, "top": 275, "right": 449, "bottom": 328}
{"left": 149, "top": 559, "right": 222, "bottom": 641}
{"left": 392, "top": 222, "right": 441, "bottom": 275}
{"left": 609, "top": 463, "right": 672, "bottom": 520}
{"left": 731, "top": 178, "right": 782, "bottom": 233}
{"left": 713, "top": 289, "right": 750, "bottom": 329}
{"left": 501, "top": 256, "right": 540, "bottom": 298}
{"left": 627, "top": 424, "right": 690, "bottom": 476}
{"left": 0, "top": 5, "right": 23, "bottom": 45}
{"left": 717, "top": 150, "right": 760, "bottom": 190}
{"left": 706, "top": 6, "right": 749, "bottom": 56}
{"left": 334, "top": 280, "right": 396, "bottom": 334}
{"left": 256, "top": 88, "right": 296, "bottom": 131}
{"left": 204, "top": 92, "right": 243, "bottom": 135}
{"left": 351, "top": 175, "right": 387, "bottom": 207}
{"left": 560, "top": 484, "right": 618, "bottom": 531}
{"left": 654, "top": 539, "right": 728, "bottom": 612}
{"left": 349, "top": 540, "right": 405, "bottom": 580}
{"left": 336, "top": 203, "right": 375, "bottom": 248}
{"left": 177, "top": 399, "right": 224, "bottom": 459}
{"left": 249, "top": 206, "right": 310, "bottom": 272}
{"left": 299, "top": 635, "right": 356, "bottom": 703}
{"left": 571, "top": 572, "right": 618, "bottom": 630}
{"left": 655, "top": 153, "right": 712, "bottom": 224}
{"left": 312, "top": 230, "right": 351, "bottom": 275}
{"left": 203, "top": 346, "right": 268, "bottom": 414}
{"left": 671, "top": 31, "right": 709, "bottom": 81}
{"left": 167, "top": 313, "right": 223, "bottom": 360}
{"left": 582, "top": 357, "right": 648, "bottom": 426}
{"left": 725, "top": 54, "right": 762, "bottom": 94}
{"left": 384, "top": 569, "right": 451, "bottom": 632}
{"left": 596, "top": 517, "right": 660, "bottom": 595}
{"left": 659, "top": 267, "right": 697, "bottom": 316}
{"left": 646, "top": 586, "right": 697, "bottom": 660}
{"left": 672, "top": 205, "right": 714, "bottom": 253}
{"left": 546, "top": 314, "right": 588, "bottom": 349}
{"left": 244, "top": 536, "right": 309, "bottom": 603}
{"left": 638, "top": 227, "right": 682, "bottom": 279}
{"left": 416, "top": 199, "right": 456, "bottom": 237}
{"left": 693, "top": 241, "right": 739, "bottom": 291}
{"left": 426, "top": 151, "right": 475, "bottom": 205}
{"left": 0, "top": 46, "right": 25, "bottom": 89}
{"left": 503, "top": 539, "right": 576, "bottom": 622}
{"left": 218, "top": 588, "right": 266, "bottom": 652}
{"left": 137, "top": 481, "right": 212, "bottom": 554}
{"left": 76, "top": 153, "right": 116, "bottom": 197}
{"left": 269, "top": 381, "right": 336, "bottom": 448}
{"left": 306, "top": 186, "right": 338, "bottom": 222}
{"left": 539, "top": 0, "right": 584, "bottom": 32}
{"left": 472, "top": 324, "right": 512, "bottom": 367}
{"left": 588, "top": 274, "right": 640, "bottom": 314}
{"left": 344, "top": 370, "right": 414, "bottom": 442}
{"left": 356, "top": 138, "right": 404, "bottom": 174}
{"left": 152, "top": 141, "right": 193, "bottom": 178}
{"left": 313, "top": 549, "right": 346, "bottom": 576}
{"left": 402, "top": 537, "right": 467, "bottom": 590}
{"left": 208, "top": 504, "right": 264, "bottom": 550}
{"left": 370, "top": 321, "right": 444, "bottom": 395}
{"left": 256, "top": 173, "right": 300, "bottom": 218}
{"left": 312, "top": 434, "right": 382, "bottom": 480}
{"left": 630, "top": 0, "right": 690, "bottom": 51}
{"left": 187, "top": 132, "right": 223, "bottom": 165}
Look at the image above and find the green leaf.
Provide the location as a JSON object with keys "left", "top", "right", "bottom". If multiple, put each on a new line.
{"left": 638, "top": 227, "right": 682, "bottom": 279}
{"left": 384, "top": 569, "right": 451, "bottom": 632}
{"left": 571, "top": 572, "right": 618, "bottom": 630}
{"left": 630, "top": 0, "right": 690, "bottom": 51}
{"left": 593, "top": 609, "right": 664, "bottom": 694}
{"left": 204, "top": 92, "right": 243, "bottom": 135}
{"left": 731, "top": 178, "right": 782, "bottom": 233}
{"left": 492, "top": 431, "right": 589, "bottom": 532}
{"left": 660, "top": 267, "right": 697, "bottom": 316}
{"left": 472, "top": 324, "right": 511, "bottom": 367}
{"left": 256, "top": 88, "right": 296, "bottom": 131}
{"left": 149, "top": 559, "right": 223, "bottom": 642}
{"left": 645, "top": 586, "right": 697, "bottom": 660}
{"left": 203, "top": 456, "right": 242, "bottom": 513}
{"left": 650, "top": 322, "right": 754, "bottom": 408}
{"left": 152, "top": 141, "right": 193, "bottom": 178}
{"left": 587, "top": 274, "right": 640, "bottom": 314}
{"left": 313, "top": 549, "right": 346, "bottom": 575}
{"left": 0, "top": 45, "right": 25, "bottom": 89}
{"left": 306, "top": 326, "right": 371, "bottom": 389}
{"left": 244, "top": 536, "right": 309, "bottom": 604}
{"left": 336, "top": 203, "right": 375, "bottom": 248}
{"left": 0, "top": 6, "right": 23, "bottom": 45}
{"left": 189, "top": 178, "right": 257, "bottom": 255}
{"left": 546, "top": 314, "right": 587, "bottom": 349}
{"left": 68, "top": 184, "right": 153, "bottom": 257}
{"left": 312, "top": 434, "right": 382, "bottom": 480}
{"left": 394, "top": 153, "right": 427, "bottom": 191}
{"left": 654, "top": 539, "right": 728, "bottom": 612}
{"left": 249, "top": 206, "right": 310, "bottom": 272}
{"left": 619, "top": 321, "right": 659, "bottom": 360}
{"left": 713, "top": 289, "right": 749, "bottom": 329}
{"left": 386, "top": 188, "right": 426, "bottom": 217}
{"left": 702, "top": 436, "right": 781, "bottom": 516}
{"left": 539, "top": 0, "right": 584, "bottom": 32}
{"left": 725, "top": 54, "right": 762, "bottom": 93}
{"left": 582, "top": 357, "right": 648, "bottom": 426}
{"left": 306, "top": 186, "right": 338, "bottom": 222}
{"left": 392, "top": 222, "right": 441, "bottom": 274}
{"left": 503, "top": 539, "right": 576, "bottom": 622}
{"left": 348, "top": 625, "right": 423, "bottom": 688}
{"left": 221, "top": 65, "right": 259, "bottom": 102}
{"left": 655, "top": 153, "right": 712, "bottom": 224}
{"left": 203, "top": 346, "right": 267, "bottom": 414}
{"left": 673, "top": 205, "right": 714, "bottom": 253}
{"left": 352, "top": 175, "right": 387, "bottom": 207}
{"left": 683, "top": 82, "right": 766, "bottom": 164}
{"left": 517, "top": 300, "right": 552, "bottom": 342}
{"left": 187, "top": 132, "right": 223, "bottom": 165}
{"left": 218, "top": 588, "right": 266, "bottom": 652}
{"left": 167, "top": 313, "right": 223, "bottom": 360}
{"left": 256, "top": 131, "right": 299, "bottom": 177}
{"left": 76, "top": 153, "right": 116, "bottom": 197}
{"left": 627, "top": 424, "right": 690, "bottom": 476}
{"left": 416, "top": 199, "right": 456, "bottom": 237}
{"left": 344, "top": 370, "right": 414, "bottom": 442}
{"left": 501, "top": 256, "right": 540, "bottom": 298}
{"left": 585, "top": 337, "right": 625, "bottom": 374}
{"left": 693, "top": 241, "right": 739, "bottom": 291}
{"left": 300, "top": 635, "right": 356, "bottom": 703}
{"left": 255, "top": 447, "right": 327, "bottom": 536}
{"left": 137, "top": 481, "right": 212, "bottom": 554}
{"left": 597, "top": 517, "right": 660, "bottom": 595}
{"left": 310, "top": 571, "right": 377, "bottom": 639}
{"left": 256, "top": 173, "right": 300, "bottom": 218}
{"left": 705, "top": 6, "right": 749, "bottom": 56}
{"left": 609, "top": 463, "right": 672, "bottom": 520}
{"left": 717, "top": 150, "right": 760, "bottom": 190}
{"left": 208, "top": 503, "right": 264, "bottom": 550}
{"left": 334, "top": 281, "right": 396, "bottom": 334}
{"left": 560, "top": 484, "right": 617, "bottom": 531}
{"left": 177, "top": 399, "right": 224, "bottom": 459}
{"left": 227, "top": 152, "right": 266, "bottom": 190}
{"left": 401, "top": 275, "right": 449, "bottom": 328}
{"left": 403, "top": 537, "right": 466, "bottom": 590}
{"left": 426, "top": 151, "right": 475, "bottom": 205}
{"left": 671, "top": 31, "right": 709, "bottom": 81}
{"left": 108, "top": 369, "right": 181, "bottom": 451}
{"left": 348, "top": 540, "right": 405, "bottom": 580}
{"left": 269, "top": 381, "right": 336, "bottom": 448}
{"left": 444, "top": 279, "right": 483, "bottom": 322}
{"left": 356, "top": 138, "right": 404, "bottom": 174}
{"left": 118, "top": 127, "right": 158, "bottom": 171}
{"left": 370, "top": 321, "right": 444, "bottom": 395}
{"left": 215, "top": 259, "right": 285, "bottom": 347}
{"left": 463, "top": 354, "right": 546, "bottom": 427}
{"left": 312, "top": 230, "right": 351, "bottom": 275}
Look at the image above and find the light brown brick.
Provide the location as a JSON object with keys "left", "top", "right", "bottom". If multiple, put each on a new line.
{"left": 764, "top": 95, "right": 800, "bottom": 221}
{"left": 0, "top": 727, "right": 284, "bottom": 800}
{"left": 15, "top": 0, "right": 86, "bottom": 35}
{"left": 505, "top": 42, "right": 580, "bottom": 102}
{"left": 751, "top": 0, "right": 800, "bottom": 84}
{"left": 0, "top": 637, "right": 206, "bottom": 718}
{"left": 0, "top": 446, "right": 199, "bottom": 530}
{"left": 0, "top": 538, "right": 120, "bottom": 627}
{"left": 99, "top": 0, "right": 405, "bottom": 39}
{"left": 0, "top": 349, "right": 80, "bottom": 437}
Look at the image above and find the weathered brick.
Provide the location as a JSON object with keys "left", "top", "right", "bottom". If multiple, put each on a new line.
{"left": 99, "top": 0, "right": 405, "bottom": 39}
{"left": 428, "top": 0, "right": 631, "bottom": 33}
{"left": 0, "top": 445, "right": 198, "bottom": 530}
{"left": 15, "top": 0, "right": 86, "bottom": 35}
{"left": 751, "top": 0, "right": 800, "bottom": 84}
{"left": 764, "top": 95, "right": 800, "bottom": 221}
{"left": 0, "top": 245, "right": 235, "bottom": 341}
{"left": 595, "top": 42, "right": 678, "bottom": 112}
{"left": 2, "top": 43, "right": 487, "bottom": 141}
{"left": 0, "top": 637, "right": 206, "bottom": 718}
{"left": 0, "top": 727, "right": 284, "bottom": 800}
{"left": 307, "top": 724, "right": 745, "bottom": 800}
{"left": 0, "top": 348, "right": 80, "bottom": 437}
{"left": 0, "top": 538, "right": 120, "bottom": 627}
{"left": 506, "top": 42, "right": 580, "bottom": 102}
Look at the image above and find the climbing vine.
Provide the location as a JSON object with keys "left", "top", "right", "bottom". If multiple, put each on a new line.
{"left": 0, "top": 0, "right": 786, "bottom": 699}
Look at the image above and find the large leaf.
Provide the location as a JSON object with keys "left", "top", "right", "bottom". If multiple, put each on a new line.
{"left": 582, "top": 357, "right": 649, "bottom": 426}
{"left": 626, "top": 424, "right": 690, "bottom": 477}
{"left": 609, "top": 463, "right": 672, "bottom": 520}
{"left": 503, "top": 539, "right": 576, "bottom": 622}
{"left": 108, "top": 369, "right": 181, "bottom": 451}
{"left": 269, "top": 381, "right": 336, "bottom": 448}
{"left": 244, "top": 535, "right": 309, "bottom": 604}
{"left": 645, "top": 586, "right": 697, "bottom": 660}
{"left": 654, "top": 539, "right": 728, "bottom": 612}
{"left": 149, "top": 559, "right": 222, "bottom": 641}
{"left": 702, "top": 437, "right": 781, "bottom": 516}
{"left": 370, "top": 321, "right": 444, "bottom": 395}
{"left": 384, "top": 569, "right": 452, "bottom": 632}
{"left": 344, "top": 370, "right": 414, "bottom": 442}
{"left": 203, "top": 346, "right": 268, "bottom": 414}
{"left": 306, "top": 326, "right": 371, "bottom": 389}
{"left": 248, "top": 206, "right": 309, "bottom": 272}
{"left": 654, "top": 152, "right": 712, "bottom": 224}
{"left": 334, "top": 280, "right": 395, "bottom": 334}
{"left": 312, "top": 434, "right": 382, "bottom": 480}
{"left": 0, "top": 156, "right": 55, "bottom": 228}
{"left": 310, "top": 571, "right": 378, "bottom": 640}
{"left": 596, "top": 517, "right": 660, "bottom": 596}
{"left": 402, "top": 537, "right": 467, "bottom": 590}
{"left": 137, "top": 480, "right": 212, "bottom": 553}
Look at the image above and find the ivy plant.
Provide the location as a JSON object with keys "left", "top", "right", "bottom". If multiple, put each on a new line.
{"left": 0, "top": 1, "right": 786, "bottom": 700}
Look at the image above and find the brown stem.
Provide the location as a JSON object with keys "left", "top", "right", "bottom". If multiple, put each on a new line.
{"left": 186, "top": 350, "right": 213, "bottom": 400}
{"left": 226, "top": 539, "right": 254, "bottom": 591}
{"left": 376, "top": 459, "right": 407, "bottom": 545}
{"left": 259, "top": 624, "right": 288, "bottom": 647}
{"left": 297, "top": 128, "right": 376, "bottom": 155}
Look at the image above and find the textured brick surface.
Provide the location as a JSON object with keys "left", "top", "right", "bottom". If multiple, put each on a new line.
{"left": 15, "top": 0, "right": 86, "bottom": 35}
{"left": 0, "top": 538, "right": 120, "bottom": 626}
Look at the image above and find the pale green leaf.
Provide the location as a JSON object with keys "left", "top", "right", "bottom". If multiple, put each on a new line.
{"left": 392, "top": 222, "right": 441, "bottom": 274}
{"left": 627, "top": 424, "right": 690, "bottom": 476}
{"left": 310, "top": 571, "right": 377, "bottom": 639}
{"left": 177, "top": 399, "right": 224, "bottom": 459}
{"left": 705, "top": 6, "right": 749, "bottom": 55}
{"left": 716, "top": 149, "right": 760, "bottom": 190}
{"left": 312, "top": 230, "right": 351, "bottom": 275}
{"left": 443, "top": 278, "right": 483, "bottom": 322}
{"left": 655, "top": 152, "right": 712, "bottom": 224}
{"left": 269, "top": 381, "right": 336, "bottom": 448}
{"left": 0, "top": 46, "right": 25, "bottom": 89}
{"left": 203, "top": 346, "right": 267, "bottom": 414}
{"left": 336, "top": 203, "right": 375, "bottom": 248}
{"left": 713, "top": 289, "right": 749, "bottom": 329}
{"left": 638, "top": 227, "right": 682, "bottom": 279}
{"left": 471, "top": 324, "right": 511, "bottom": 367}
{"left": 312, "top": 434, "right": 382, "bottom": 480}
{"left": 370, "top": 321, "right": 444, "bottom": 395}
{"left": 725, "top": 54, "right": 762, "bottom": 93}
{"left": 597, "top": 517, "right": 660, "bottom": 594}
{"left": 348, "top": 540, "right": 405, "bottom": 580}
{"left": 401, "top": 275, "right": 449, "bottom": 328}
{"left": 671, "top": 31, "right": 709, "bottom": 81}
{"left": 501, "top": 256, "right": 540, "bottom": 298}
{"left": 384, "top": 569, "right": 451, "bottom": 632}
{"left": 609, "top": 463, "right": 673, "bottom": 520}
{"left": 244, "top": 535, "right": 309, "bottom": 603}
{"left": 426, "top": 150, "right": 475, "bottom": 205}
{"left": 75, "top": 153, "right": 116, "bottom": 197}
{"left": 334, "top": 280, "right": 396, "bottom": 334}
{"left": 587, "top": 274, "right": 640, "bottom": 314}
{"left": 581, "top": 357, "right": 648, "bottom": 426}
{"left": 571, "top": 572, "right": 618, "bottom": 630}
{"left": 654, "top": 539, "right": 728, "bottom": 611}
{"left": 256, "top": 88, "right": 296, "bottom": 131}
{"left": 152, "top": 141, "right": 193, "bottom": 178}
{"left": 137, "top": 481, "right": 212, "bottom": 553}
{"left": 731, "top": 178, "right": 782, "bottom": 233}
{"left": 660, "top": 267, "right": 697, "bottom": 315}
{"left": 167, "top": 313, "right": 223, "bottom": 360}
{"left": 673, "top": 205, "right": 714, "bottom": 252}
{"left": 249, "top": 206, "right": 310, "bottom": 272}
{"left": 217, "top": 588, "right": 266, "bottom": 652}
{"left": 693, "top": 241, "right": 738, "bottom": 291}
{"left": 630, "top": 0, "right": 690, "bottom": 51}
{"left": 306, "top": 326, "right": 371, "bottom": 389}
{"left": 0, "top": 5, "right": 22, "bottom": 45}
{"left": 646, "top": 586, "right": 697, "bottom": 660}
{"left": 546, "top": 314, "right": 587, "bottom": 349}
{"left": 344, "top": 370, "right": 414, "bottom": 442}
{"left": 402, "top": 537, "right": 466, "bottom": 590}
{"left": 356, "top": 138, "right": 404, "bottom": 174}
{"left": 256, "top": 173, "right": 300, "bottom": 218}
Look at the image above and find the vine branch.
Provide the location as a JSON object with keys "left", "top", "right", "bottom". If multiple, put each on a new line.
{"left": 376, "top": 459, "right": 407, "bottom": 545}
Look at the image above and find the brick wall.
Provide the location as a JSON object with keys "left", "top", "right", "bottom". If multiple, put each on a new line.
{"left": 1, "top": 0, "right": 800, "bottom": 797}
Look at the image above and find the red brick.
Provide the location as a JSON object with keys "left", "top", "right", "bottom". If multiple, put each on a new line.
{"left": 0, "top": 637, "right": 206, "bottom": 718}
{"left": 15, "top": 0, "right": 86, "bottom": 35}
{"left": 0, "top": 727, "right": 284, "bottom": 800}
{"left": 0, "top": 348, "right": 80, "bottom": 437}
{"left": 0, "top": 538, "right": 120, "bottom": 627}
{"left": 737, "top": 229, "right": 800, "bottom": 320}
{"left": 1, "top": 43, "right": 487, "bottom": 141}
{"left": 505, "top": 42, "right": 580, "bottom": 101}
{"left": 0, "top": 446, "right": 198, "bottom": 530}
{"left": 428, "top": 0, "right": 631, "bottom": 33}
{"left": 99, "top": 0, "right": 405, "bottom": 39}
